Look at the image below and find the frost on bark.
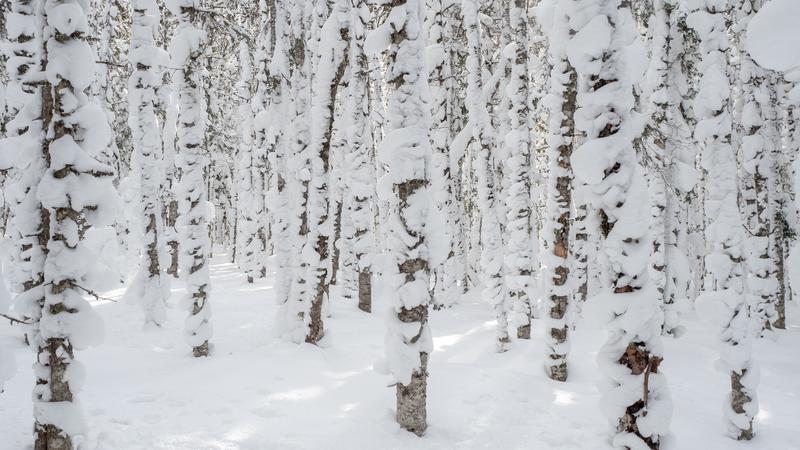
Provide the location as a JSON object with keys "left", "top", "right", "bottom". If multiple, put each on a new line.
{"left": 569, "top": 1, "right": 672, "bottom": 447}
{"left": 91, "top": 0, "right": 132, "bottom": 277}
{"left": 428, "top": 0, "right": 458, "bottom": 310}
{"left": 168, "top": 0, "right": 212, "bottom": 358}
{"left": 688, "top": 0, "right": 757, "bottom": 440}
{"left": 370, "top": 0, "right": 433, "bottom": 435}
{"left": 572, "top": 202, "right": 589, "bottom": 305}
{"left": 347, "top": 0, "right": 374, "bottom": 313}
{"left": 462, "top": 0, "right": 509, "bottom": 351}
{"left": 541, "top": 0, "right": 577, "bottom": 382}
{"left": 237, "top": 32, "right": 270, "bottom": 285}
{"left": 643, "top": 0, "right": 695, "bottom": 337}
{"left": 90, "top": 0, "right": 129, "bottom": 173}
{"left": 283, "top": 0, "right": 314, "bottom": 342}
{"left": 297, "top": 0, "right": 350, "bottom": 344}
{"left": 504, "top": 0, "right": 533, "bottom": 341}
{"left": 733, "top": 0, "right": 780, "bottom": 336}
{"left": 269, "top": 0, "right": 294, "bottom": 318}
{"left": 2, "top": 0, "right": 117, "bottom": 446}
{"left": 771, "top": 82, "right": 792, "bottom": 330}
{"left": 1, "top": 0, "right": 46, "bottom": 347}
{"left": 236, "top": 41, "right": 260, "bottom": 283}
{"left": 127, "top": 0, "right": 170, "bottom": 327}
{"left": 247, "top": 0, "right": 274, "bottom": 284}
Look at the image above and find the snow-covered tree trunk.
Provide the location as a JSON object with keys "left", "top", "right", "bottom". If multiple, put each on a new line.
{"left": 161, "top": 36, "right": 180, "bottom": 280}
{"left": 643, "top": 0, "right": 695, "bottom": 337}
{"left": 462, "top": 0, "right": 509, "bottom": 351}
{"left": 676, "top": 6, "right": 705, "bottom": 307}
{"left": 572, "top": 201, "right": 589, "bottom": 305}
{"left": 168, "top": 0, "right": 212, "bottom": 358}
{"left": 90, "top": 0, "right": 124, "bottom": 173}
{"left": 1, "top": 0, "right": 46, "bottom": 345}
{"left": 428, "top": 0, "right": 458, "bottom": 310}
{"left": 248, "top": 33, "right": 269, "bottom": 281}
{"left": 645, "top": 0, "right": 671, "bottom": 340}
{"left": 541, "top": 0, "right": 576, "bottom": 382}
{"left": 0, "top": 0, "right": 12, "bottom": 238}
{"left": 255, "top": 0, "right": 280, "bottom": 271}
{"left": 270, "top": 0, "right": 294, "bottom": 314}
{"left": 0, "top": 267, "right": 13, "bottom": 392}
{"left": 162, "top": 82, "right": 180, "bottom": 278}
{"left": 296, "top": 0, "right": 350, "bottom": 344}
{"left": 771, "top": 78, "right": 792, "bottom": 329}
{"left": 23, "top": 0, "right": 116, "bottom": 446}
{"left": 765, "top": 82, "right": 786, "bottom": 329}
{"left": 91, "top": 1, "right": 132, "bottom": 282}
{"left": 0, "top": 0, "right": 8, "bottom": 140}
{"left": 329, "top": 182, "right": 344, "bottom": 287}
{"left": 328, "top": 104, "right": 350, "bottom": 290}
{"left": 236, "top": 42, "right": 260, "bottom": 283}
{"left": 569, "top": 1, "right": 672, "bottom": 447}
{"left": 347, "top": 0, "right": 374, "bottom": 313}
{"left": 128, "top": 0, "right": 170, "bottom": 327}
{"left": 665, "top": 3, "right": 697, "bottom": 335}
{"left": 283, "top": 0, "right": 314, "bottom": 341}
{"left": 688, "top": 0, "right": 757, "bottom": 440}
{"left": 733, "top": 0, "right": 780, "bottom": 336}
{"left": 504, "top": 0, "right": 533, "bottom": 341}
{"left": 371, "top": 0, "right": 433, "bottom": 434}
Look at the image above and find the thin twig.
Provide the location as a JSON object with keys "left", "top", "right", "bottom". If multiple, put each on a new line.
{"left": 72, "top": 283, "right": 119, "bottom": 303}
{"left": 0, "top": 312, "right": 33, "bottom": 325}
{"left": 96, "top": 60, "right": 128, "bottom": 69}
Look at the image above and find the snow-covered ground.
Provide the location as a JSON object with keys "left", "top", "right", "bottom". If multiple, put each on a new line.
{"left": 1, "top": 254, "right": 798, "bottom": 449}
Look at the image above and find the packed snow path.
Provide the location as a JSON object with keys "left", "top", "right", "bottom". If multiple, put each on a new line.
{"left": 1, "top": 254, "right": 799, "bottom": 449}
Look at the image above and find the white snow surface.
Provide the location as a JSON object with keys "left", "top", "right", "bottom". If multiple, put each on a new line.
{"left": 1, "top": 252, "right": 799, "bottom": 449}
{"left": 747, "top": 0, "right": 800, "bottom": 74}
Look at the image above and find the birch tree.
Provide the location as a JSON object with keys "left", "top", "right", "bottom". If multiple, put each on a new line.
{"left": 733, "top": 0, "right": 780, "bottom": 335}
{"left": 168, "top": 0, "right": 213, "bottom": 357}
{"left": 4, "top": 0, "right": 117, "bottom": 446}
{"left": 299, "top": 0, "right": 350, "bottom": 343}
{"left": 1, "top": 0, "right": 45, "bottom": 346}
{"left": 347, "top": 0, "right": 375, "bottom": 313}
{"left": 689, "top": 0, "right": 757, "bottom": 440}
{"left": 369, "top": 0, "right": 433, "bottom": 434}
{"left": 283, "top": 0, "right": 313, "bottom": 341}
{"left": 643, "top": 0, "right": 695, "bottom": 337}
{"left": 236, "top": 42, "right": 261, "bottom": 283}
{"left": 428, "top": 0, "right": 458, "bottom": 310}
{"left": 569, "top": 0, "right": 672, "bottom": 447}
{"left": 127, "top": 0, "right": 171, "bottom": 327}
{"left": 463, "top": 0, "right": 509, "bottom": 351}
{"left": 504, "top": 0, "right": 534, "bottom": 341}
{"left": 541, "top": 0, "right": 577, "bottom": 382}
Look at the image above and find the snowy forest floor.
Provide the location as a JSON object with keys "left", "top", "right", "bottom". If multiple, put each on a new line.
{"left": 1, "top": 253, "right": 799, "bottom": 450}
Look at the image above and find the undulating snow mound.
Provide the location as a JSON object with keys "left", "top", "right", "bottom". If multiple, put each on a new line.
{"left": 747, "top": 0, "right": 800, "bottom": 74}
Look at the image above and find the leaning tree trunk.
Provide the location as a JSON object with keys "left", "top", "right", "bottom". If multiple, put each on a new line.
{"left": 301, "top": 1, "right": 350, "bottom": 344}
